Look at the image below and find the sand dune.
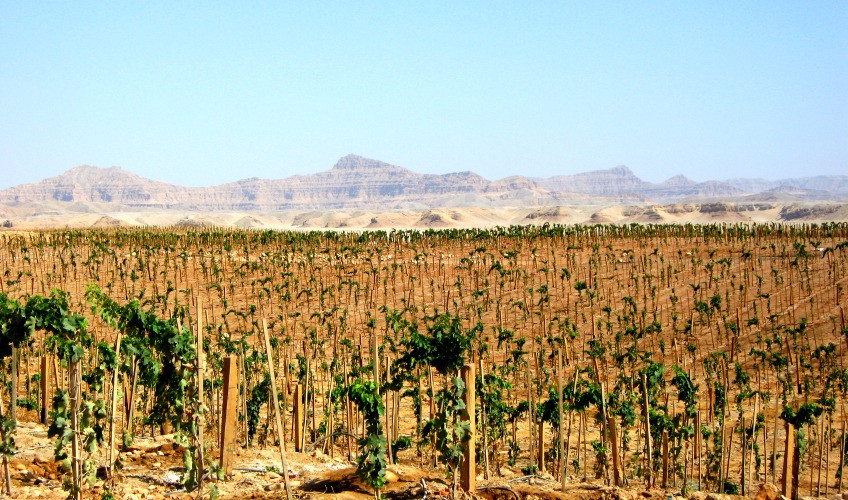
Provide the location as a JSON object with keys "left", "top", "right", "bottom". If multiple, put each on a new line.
{"left": 1, "top": 200, "right": 846, "bottom": 231}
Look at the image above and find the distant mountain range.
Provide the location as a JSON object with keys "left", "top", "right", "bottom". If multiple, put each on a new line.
{"left": 1, "top": 154, "right": 846, "bottom": 212}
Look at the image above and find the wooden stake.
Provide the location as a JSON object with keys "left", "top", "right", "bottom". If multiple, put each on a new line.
{"left": 791, "top": 430, "right": 800, "bottom": 500}
{"left": 557, "top": 348, "right": 565, "bottom": 491}
{"left": 428, "top": 367, "right": 436, "bottom": 468}
{"left": 781, "top": 422, "right": 795, "bottom": 498}
{"left": 695, "top": 410, "right": 701, "bottom": 491}
{"left": 384, "top": 354, "right": 393, "bottom": 465}
{"left": 107, "top": 333, "right": 122, "bottom": 486}
{"left": 718, "top": 405, "right": 727, "bottom": 491}
{"left": 70, "top": 361, "right": 81, "bottom": 500}
{"left": 641, "top": 373, "right": 653, "bottom": 488}
{"left": 460, "top": 362, "right": 476, "bottom": 493}
{"left": 219, "top": 357, "right": 238, "bottom": 476}
{"left": 478, "top": 357, "right": 489, "bottom": 479}
{"left": 125, "top": 358, "right": 138, "bottom": 432}
{"left": 10, "top": 348, "right": 17, "bottom": 426}
{"left": 537, "top": 419, "right": 545, "bottom": 474}
{"left": 0, "top": 388, "right": 11, "bottom": 495}
{"left": 838, "top": 419, "right": 845, "bottom": 492}
{"left": 262, "top": 319, "right": 292, "bottom": 500}
{"left": 194, "top": 302, "right": 206, "bottom": 493}
{"left": 661, "top": 429, "right": 669, "bottom": 489}
{"left": 294, "top": 384, "right": 304, "bottom": 452}
{"left": 344, "top": 357, "right": 352, "bottom": 461}
{"left": 772, "top": 394, "right": 780, "bottom": 485}
{"left": 40, "top": 355, "right": 50, "bottom": 425}
{"left": 240, "top": 351, "right": 248, "bottom": 444}
{"left": 372, "top": 328, "right": 379, "bottom": 384}
{"left": 608, "top": 416, "right": 621, "bottom": 487}
{"left": 749, "top": 394, "right": 759, "bottom": 488}
{"left": 565, "top": 370, "right": 578, "bottom": 480}
{"left": 741, "top": 416, "right": 747, "bottom": 496}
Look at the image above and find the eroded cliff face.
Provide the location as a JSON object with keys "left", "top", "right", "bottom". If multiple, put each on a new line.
{"left": 538, "top": 167, "right": 745, "bottom": 202}
{"left": 1, "top": 154, "right": 846, "bottom": 212}
{"left": 540, "top": 165, "right": 651, "bottom": 195}
{"left": 0, "top": 155, "right": 551, "bottom": 210}
{"left": 0, "top": 166, "right": 174, "bottom": 204}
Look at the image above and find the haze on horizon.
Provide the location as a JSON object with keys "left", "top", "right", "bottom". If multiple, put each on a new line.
{"left": 1, "top": 2, "right": 846, "bottom": 190}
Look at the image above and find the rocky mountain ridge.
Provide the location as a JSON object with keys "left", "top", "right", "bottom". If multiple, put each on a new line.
{"left": 1, "top": 154, "right": 846, "bottom": 212}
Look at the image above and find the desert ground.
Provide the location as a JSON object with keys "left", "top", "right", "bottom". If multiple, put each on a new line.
{"left": 0, "top": 224, "right": 846, "bottom": 499}
{"left": 3, "top": 201, "right": 848, "bottom": 232}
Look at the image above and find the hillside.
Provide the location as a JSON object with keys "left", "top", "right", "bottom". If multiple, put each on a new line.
{"left": 1, "top": 154, "right": 846, "bottom": 228}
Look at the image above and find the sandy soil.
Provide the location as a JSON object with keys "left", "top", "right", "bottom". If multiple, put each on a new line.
{"left": 7, "top": 418, "right": 784, "bottom": 500}
{"left": 3, "top": 201, "right": 848, "bottom": 231}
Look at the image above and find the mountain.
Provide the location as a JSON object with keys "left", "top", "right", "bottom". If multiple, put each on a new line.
{"left": 535, "top": 165, "right": 745, "bottom": 202}
{"left": 0, "top": 165, "right": 188, "bottom": 205}
{"left": 724, "top": 174, "right": 848, "bottom": 195}
{"left": 0, "top": 155, "right": 563, "bottom": 210}
{"left": 539, "top": 165, "right": 651, "bottom": 195}
{"left": 1, "top": 155, "right": 846, "bottom": 216}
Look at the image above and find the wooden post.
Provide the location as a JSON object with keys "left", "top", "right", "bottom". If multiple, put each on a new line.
{"left": 564, "top": 370, "right": 578, "bottom": 480}
{"left": 661, "top": 429, "right": 669, "bottom": 489}
{"left": 781, "top": 422, "right": 795, "bottom": 498}
{"left": 240, "top": 351, "right": 248, "bottom": 444}
{"left": 107, "top": 333, "right": 122, "bottom": 485}
{"left": 791, "top": 432, "right": 800, "bottom": 500}
{"left": 694, "top": 410, "right": 701, "bottom": 491}
{"left": 741, "top": 416, "right": 747, "bottom": 496}
{"left": 718, "top": 409, "right": 727, "bottom": 491}
{"left": 708, "top": 385, "right": 714, "bottom": 424}
{"left": 372, "top": 329, "right": 379, "bottom": 384}
{"left": 219, "top": 357, "right": 238, "bottom": 476}
{"left": 608, "top": 416, "right": 621, "bottom": 486}
{"left": 196, "top": 302, "right": 205, "bottom": 455}
{"left": 261, "top": 319, "right": 293, "bottom": 500}
{"left": 10, "top": 348, "right": 17, "bottom": 426}
{"left": 125, "top": 359, "right": 138, "bottom": 433}
{"left": 772, "top": 395, "right": 780, "bottom": 485}
{"left": 384, "top": 355, "right": 393, "bottom": 465}
{"left": 428, "top": 367, "right": 436, "bottom": 468}
{"left": 838, "top": 419, "right": 845, "bottom": 492}
{"left": 749, "top": 394, "right": 758, "bottom": 492}
{"left": 0, "top": 386, "right": 11, "bottom": 494}
{"left": 537, "top": 419, "right": 545, "bottom": 473}
{"left": 460, "top": 363, "right": 476, "bottom": 493}
{"left": 642, "top": 373, "right": 653, "bottom": 487}
{"left": 294, "top": 384, "right": 304, "bottom": 452}
{"left": 70, "top": 361, "right": 81, "bottom": 500}
{"left": 557, "top": 349, "right": 565, "bottom": 491}
{"left": 817, "top": 416, "right": 824, "bottom": 497}
{"left": 40, "top": 355, "right": 50, "bottom": 425}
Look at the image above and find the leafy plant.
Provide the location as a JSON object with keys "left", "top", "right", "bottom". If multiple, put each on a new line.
{"left": 423, "top": 376, "right": 471, "bottom": 495}
{"left": 347, "top": 380, "right": 388, "bottom": 499}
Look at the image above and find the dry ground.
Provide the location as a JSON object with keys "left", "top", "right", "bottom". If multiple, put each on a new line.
{"left": 6, "top": 419, "right": 802, "bottom": 500}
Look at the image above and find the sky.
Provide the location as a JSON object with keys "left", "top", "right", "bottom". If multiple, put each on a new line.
{"left": 1, "top": 2, "right": 846, "bottom": 189}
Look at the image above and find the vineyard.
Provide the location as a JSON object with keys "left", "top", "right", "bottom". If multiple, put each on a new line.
{"left": 1, "top": 224, "right": 847, "bottom": 499}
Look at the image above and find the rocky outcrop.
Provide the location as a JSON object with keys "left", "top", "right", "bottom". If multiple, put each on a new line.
{"left": 0, "top": 155, "right": 552, "bottom": 210}
{"left": 540, "top": 165, "right": 650, "bottom": 195}
{"left": 536, "top": 166, "right": 745, "bottom": 202}
{"left": 1, "top": 154, "right": 846, "bottom": 212}
{"left": 660, "top": 175, "right": 697, "bottom": 188}
{"left": 725, "top": 174, "right": 848, "bottom": 195}
{"left": 0, "top": 166, "right": 184, "bottom": 205}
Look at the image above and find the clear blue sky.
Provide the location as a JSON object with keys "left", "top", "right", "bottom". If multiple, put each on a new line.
{"left": 1, "top": 1, "right": 846, "bottom": 188}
